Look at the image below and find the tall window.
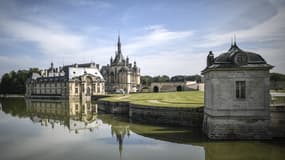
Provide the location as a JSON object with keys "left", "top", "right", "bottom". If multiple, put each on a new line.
{"left": 236, "top": 81, "right": 246, "bottom": 99}
{"left": 75, "top": 88, "right": 78, "bottom": 94}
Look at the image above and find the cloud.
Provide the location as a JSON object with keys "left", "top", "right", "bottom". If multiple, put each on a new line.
{"left": 0, "top": 17, "right": 86, "bottom": 57}
{"left": 0, "top": 19, "right": 196, "bottom": 76}
{"left": 0, "top": 55, "right": 41, "bottom": 76}
{"left": 221, "top": 0, "right": 278, "bottom": 31}
{"left": 138, "top": 50, "right": 205, "bottom": 76}
{"left": 125, "top": 25, "right": 193, "bottom": 55}
{"left": 67, "top": 0, "right": 113, "bottom": 9}
{"left": 0, "top": 0, "right": 284, "bottom": 77}
{"left": 256, "top": 47, "right": 285, "bottom": 74}
{"left": 196, "top": 5, "right": 285, "bottom": 48}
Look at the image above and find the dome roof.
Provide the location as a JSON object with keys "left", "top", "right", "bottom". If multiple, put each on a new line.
{"left": 214, "top": 44, "right": 266, "bottom": 64}
{"left": 202, "top": 43, "right": 273, "bottom": 73}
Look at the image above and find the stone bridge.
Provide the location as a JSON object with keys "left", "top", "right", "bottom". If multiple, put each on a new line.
{"left": 150, "top": 81, "right": 204, "bottom": 92}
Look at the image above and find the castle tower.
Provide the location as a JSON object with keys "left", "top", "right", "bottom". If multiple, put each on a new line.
{"left": 100, "top": 35, "right": 141, "bottom": 94}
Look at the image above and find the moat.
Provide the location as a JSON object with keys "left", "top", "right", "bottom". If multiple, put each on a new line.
{"left": 1, "top": 98, "right": 285, "bottom": 160}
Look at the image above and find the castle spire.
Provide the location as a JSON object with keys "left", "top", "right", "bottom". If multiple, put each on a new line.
{"left": 234, "top": 35, "right": 237, "bottom": 46}
{"left": 117, "top": 33, "right": 121, "bottom": 54}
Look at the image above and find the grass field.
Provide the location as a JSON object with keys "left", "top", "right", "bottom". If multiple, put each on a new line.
{"left": 99, "top": 91, "right": 204, "bottom": 108}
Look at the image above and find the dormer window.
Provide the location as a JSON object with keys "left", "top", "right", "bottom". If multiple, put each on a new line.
{"left": 235, "top": 54, "right": 248, "bottom": 66}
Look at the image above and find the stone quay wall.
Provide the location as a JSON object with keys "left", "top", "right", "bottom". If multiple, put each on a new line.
{"left": 129, "top": 103, "right": 203, "bottom": 127}
{"left": 270, "top": 104, "right": 285, "bottom": 137}
{"left": 97, "top": 100, "right": 285, "bottom": 137}
{"left": 97, "top": 101, "right": 129, "bottom": 115}
{"left": 97, "top": 100, "right": 203, "bottom": 127}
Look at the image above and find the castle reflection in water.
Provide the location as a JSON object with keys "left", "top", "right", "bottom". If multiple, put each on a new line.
{"left": 25, "top": 99, "right": 99, "bottom": 133}
{"left": 24, "top": 99, "right": 129, "bottom": 157}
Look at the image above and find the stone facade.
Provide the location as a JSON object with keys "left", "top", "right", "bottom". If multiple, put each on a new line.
{"left": 202, "top": 42, "right": 273, "bottom": 139}
{"left": 100, "top": 35, "right": 140, "bottom": 94}
{"left": 25, "top": 62, "right": 105, "bottom": 100}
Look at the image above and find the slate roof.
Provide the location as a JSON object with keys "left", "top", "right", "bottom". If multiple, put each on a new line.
{"left": 202, "top": 43, "right": 273, "bottom": 73}
{"left": 214, "top": 44, "right": 266, "bottom": 64}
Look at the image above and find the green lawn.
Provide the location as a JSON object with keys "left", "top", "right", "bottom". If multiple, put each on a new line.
{"left": 99, "top": 91, "right": 204, "bottom": 108}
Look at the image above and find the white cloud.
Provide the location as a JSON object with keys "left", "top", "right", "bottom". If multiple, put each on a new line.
{"left": 67, "top": 0, "right": 113, "bottom": 8}
{"left": 0, "top": 17, "right": 85, "bottom": 57}
{"left": 0, "top": 55, "right": 42, "bottom": 76}
{"left": 0, "top": 16, "right": 115, "bottom": 74}
{"left": 196, "top": 6, "right": 285, "bottom": 48}
{"left": 125, "top": 25, "right": 193, "bottom": 55}
{"left": 0, "top": 2, "right": 285, "bottom": 78}
{"left": 257, "top": 47, "right": 285, "bottom": 73}
{"left": 138, "top": 50, "right": 205, "bottom": 76}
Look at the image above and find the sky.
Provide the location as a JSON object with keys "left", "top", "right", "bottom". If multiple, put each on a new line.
{"left": 0, "top": 0, "right": 284, "bottom": 77}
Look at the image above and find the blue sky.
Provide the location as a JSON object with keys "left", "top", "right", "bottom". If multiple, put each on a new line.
{"left": 0, "top": 0, "right": 284, "bottom": 76}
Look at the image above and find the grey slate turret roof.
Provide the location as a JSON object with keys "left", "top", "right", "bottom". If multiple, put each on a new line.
{"left": 202, "top": 43, "right": 273, "bottom": 73}
{"left": 214, "top": 43, "right": 266, "bottom": 64}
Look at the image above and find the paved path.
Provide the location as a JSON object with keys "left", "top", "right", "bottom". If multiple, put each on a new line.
{"left": 271, "top": 92, "right": 285, "bottom": 97}
{"left": 117, "top": 95, "right": 131, "bottom": 100}
{"left": 147, "top": 100, "right": 168, "bottom": 104}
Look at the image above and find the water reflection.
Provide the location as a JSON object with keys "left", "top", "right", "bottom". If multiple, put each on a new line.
{"left": 0, "top": 98, "right": 285, "bottom": 160}
{"left": 25, "top": 99, "right": 98, "bottom": 134}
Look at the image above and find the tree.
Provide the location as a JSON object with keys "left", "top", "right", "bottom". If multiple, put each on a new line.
{"left": 141, "top": 75, "right": 153, "bottom": 86}
{"left": 160, "top": 75, "right": 170, "bottom": 82}
{"left": 270, "top": 73, "right": 285, "bottom": 81}
{"left": 170, "top": 75, "right": 185, "bottom": 82}
{"left": 0, "top": 68, "right": 40, "bottom": 94}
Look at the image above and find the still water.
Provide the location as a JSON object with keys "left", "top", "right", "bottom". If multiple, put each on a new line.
{"left": 0, "top": 98, "right": 285, "bottom": 160}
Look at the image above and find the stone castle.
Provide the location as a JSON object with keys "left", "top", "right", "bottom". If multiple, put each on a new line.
{"left": 25, "top": 62, "right": 105, "bottom": 100}
{"left": 26, "top": 35, "right": 140, "bottom": 99}
{"left": 100, "top": 35, "right": 141, "bottom": 94}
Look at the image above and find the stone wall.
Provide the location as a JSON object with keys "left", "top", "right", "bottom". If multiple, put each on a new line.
{"left": 129, "top": 104, "right": 203, "bottom": 127}
{"left": 97, "top": 101, "right": 129, "bottom": 115}
{"left": 203, "top": 115, "right": 271, "bottom": 139}
{"left": 97, "top": 100, "right": 203, "bottom": 127}
{"left": 270, "top": 104, "right": 285, "bottom": 137}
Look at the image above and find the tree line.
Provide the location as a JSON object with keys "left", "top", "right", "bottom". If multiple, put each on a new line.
{"left": 140, "top": 75, "right": 202, "bottom": 86}
{"left": 270, "top": 72, "right": 285, "bottom": 81}
{"left": 0, "top": 68, "right": 39, "bottom": 94}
